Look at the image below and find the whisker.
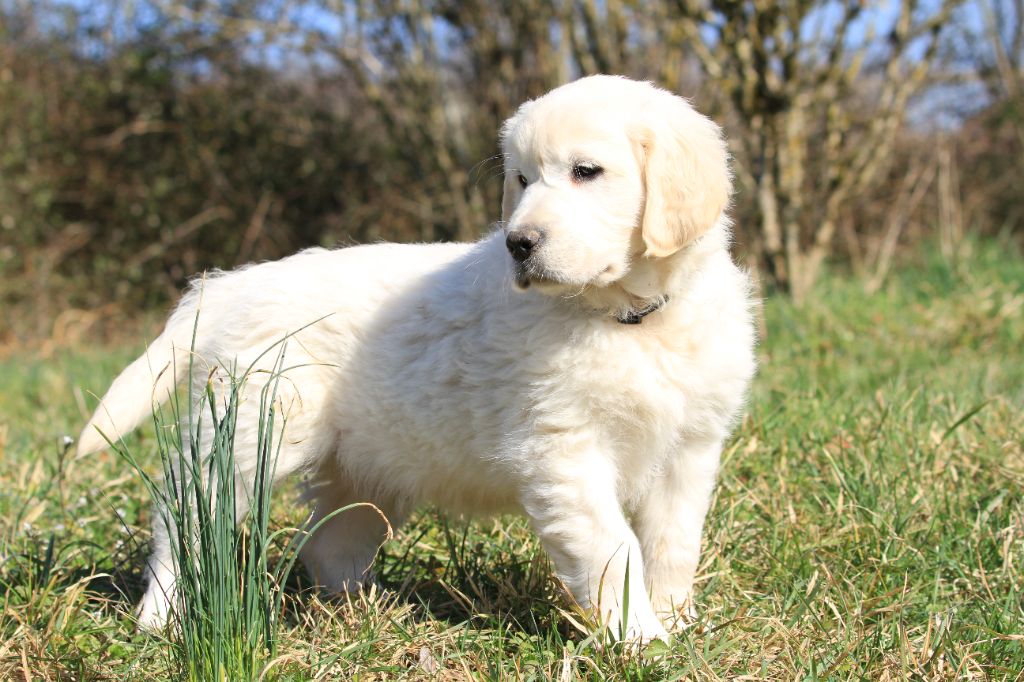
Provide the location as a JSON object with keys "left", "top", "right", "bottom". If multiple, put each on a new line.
{"left": 467, "top": 154, "right": 505, "bottom": 183}
{"left": 562, "top": 284, "right": 590, "bottom": 301}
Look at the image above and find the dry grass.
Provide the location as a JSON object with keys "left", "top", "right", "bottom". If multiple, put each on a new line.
{"left": 1, "top": 237, "right": 1021, "bottom": 679}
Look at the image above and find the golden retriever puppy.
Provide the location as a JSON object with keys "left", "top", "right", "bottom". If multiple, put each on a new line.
{"left": 79, "top": 75, "right": 756, "bottom": 642}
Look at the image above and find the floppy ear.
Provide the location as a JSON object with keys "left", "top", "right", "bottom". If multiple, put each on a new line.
{"left": 637, "top": 95, "right": 732, "bottom": 258}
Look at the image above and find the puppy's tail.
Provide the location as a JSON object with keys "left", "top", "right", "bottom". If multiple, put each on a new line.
{"left": 76, "top": 302, "right": 198, "bottom": 457}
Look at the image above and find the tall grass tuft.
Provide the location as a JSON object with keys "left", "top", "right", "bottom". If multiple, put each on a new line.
{"left": 111, "top": 331, "right": 343, "bottom": 681}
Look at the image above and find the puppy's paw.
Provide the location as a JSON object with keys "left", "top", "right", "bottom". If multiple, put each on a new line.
{"left": 135, "top": 587, "right": 173, "bottom": 631}
{"left": 318, "top": 574, "right": 380, "bottom": 599}
{"left": 623, "top": 621, "right": 671, "bottom": 646}
{"left": 605, "top": 609, "right": 671, "bottom": 646}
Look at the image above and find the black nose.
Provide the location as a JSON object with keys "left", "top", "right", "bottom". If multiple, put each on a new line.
{"left": 505, "top": 228, "right": 544, "bottom": 262}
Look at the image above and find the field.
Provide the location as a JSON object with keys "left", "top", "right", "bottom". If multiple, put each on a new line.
{"left": 1, "top": 239, "right": 1022, "bottom": 680}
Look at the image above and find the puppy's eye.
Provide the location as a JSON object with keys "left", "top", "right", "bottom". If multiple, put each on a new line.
{"left": 517, "top": 174, "right": 528, "bottom": 188}
{"left": 571, "top": 162, "right": 603, "bottom": 182}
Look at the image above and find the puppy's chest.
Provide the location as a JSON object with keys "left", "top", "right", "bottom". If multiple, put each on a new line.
{"left": 548, "top": 330, "right": 704, "bottom": 440}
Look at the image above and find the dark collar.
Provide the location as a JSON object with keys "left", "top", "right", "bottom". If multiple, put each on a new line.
{"left": 615, "top": 295, "right": 669, "bottom": 325}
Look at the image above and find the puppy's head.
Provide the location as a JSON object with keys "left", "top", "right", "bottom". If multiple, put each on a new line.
{"left": 499, "top": 75, "right": 731, "bottom": 293}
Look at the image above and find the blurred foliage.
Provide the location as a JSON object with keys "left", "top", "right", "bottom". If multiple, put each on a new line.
{"left": 955, "top": 88, "right": 1024, "bottom": 239}
{"left": 0, "top": 0, "right": 1021, "bottom": 345}
{"left": 0, "top": 6, "right": 377, "bottom": 333}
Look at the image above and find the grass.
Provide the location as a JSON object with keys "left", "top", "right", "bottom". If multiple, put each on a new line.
{"left": 114, "top": 339, "right": 294, "bottom": 680}
{"left": 1, "top": 237, "right": 1022, "bottom": 679}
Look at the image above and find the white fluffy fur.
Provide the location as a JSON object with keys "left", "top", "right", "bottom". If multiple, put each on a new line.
{"left": 78, "top": 75, "right": 756, "bottom": 641}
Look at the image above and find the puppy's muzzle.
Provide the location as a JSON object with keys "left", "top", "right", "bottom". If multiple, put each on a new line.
{"left": 505, "top": 227, "right": 545, "bottom": 263}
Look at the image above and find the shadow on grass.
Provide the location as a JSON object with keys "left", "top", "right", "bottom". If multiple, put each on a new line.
{"left": 268, "top": 509, "right": 577, "bottom": 642}
{"left": 3, "top": 499, "right": 572, "bottom": 647}
{"left": 0, "top": 522, "right": 149, "bottom": 624}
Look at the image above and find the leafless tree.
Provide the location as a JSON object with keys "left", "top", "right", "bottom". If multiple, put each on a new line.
{"left": 972, "top": 0, "right": 1024, "bottom": 99}
{"left": 666, "top": 0, "right": 959, "bottom": 301}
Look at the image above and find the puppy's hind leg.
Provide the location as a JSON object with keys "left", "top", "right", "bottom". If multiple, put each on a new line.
{"left": 136, "top": 505, "right": 178, "bottom": 629}
{"left": 135, "top": 390, "right": 309, "bottom": 629}
{"left": 300, "top": 460, "right": 404, "bottom": 594}
{"left": 135, "top": 424, "right": 219, "bottom": 630}
{"left": 135, "top": 416, "right": 239, "bottom": 630}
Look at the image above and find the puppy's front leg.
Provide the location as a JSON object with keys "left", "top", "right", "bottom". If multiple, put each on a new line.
{"left": 634, "top": 437, "right": 723, "bottom": 628}
{"left": 521, "top": 454, "right": 668, "bottom": 643}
